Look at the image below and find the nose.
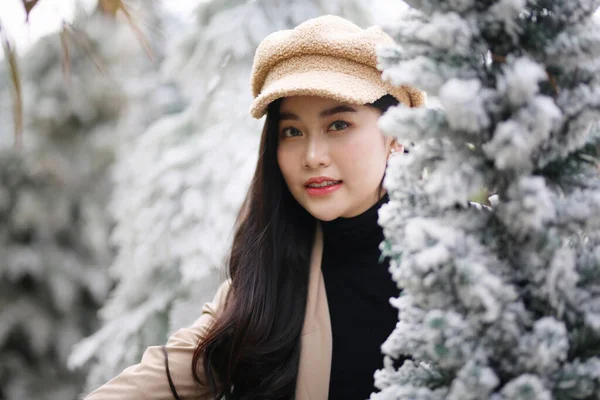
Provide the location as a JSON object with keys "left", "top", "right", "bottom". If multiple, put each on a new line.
{"left": 303, "top": 133, "right": 330, "bottom": 169}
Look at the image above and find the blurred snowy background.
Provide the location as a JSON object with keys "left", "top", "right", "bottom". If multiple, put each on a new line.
{"left": 0, "top": 0, "right": 412, "bottom": 399}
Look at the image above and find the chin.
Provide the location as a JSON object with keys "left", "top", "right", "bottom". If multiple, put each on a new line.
{"left": 303, "top": 202, "right": 344, "bottom": 222}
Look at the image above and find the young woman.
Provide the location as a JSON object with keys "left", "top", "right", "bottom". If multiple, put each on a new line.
{"left": 85, "top": 15, "right": 424, "bottom": 400}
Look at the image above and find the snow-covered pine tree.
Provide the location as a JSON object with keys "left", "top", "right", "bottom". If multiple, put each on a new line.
{"left": 69, "top": 0, "right": 375, "bottom": 390}
{"left": 0, "top": 6, "right": 164, "bottom": 400}
{"left": 372, "top": 1, "right": 600, "bottom": 399}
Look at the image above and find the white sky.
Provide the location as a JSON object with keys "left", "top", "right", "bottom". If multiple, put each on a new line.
{"left": 0, "top": 0, "right": 90, "bottom": 56}
{"left": 0, "top": 0, "right": 199, "bottom": 58}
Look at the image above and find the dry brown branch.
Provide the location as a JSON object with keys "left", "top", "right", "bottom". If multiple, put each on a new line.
{"left": 546, "top": 70, "right": 559, "bottom": 97}
{"left": 21, "top": 0, "right": 41, "bottom": 22}
{"left": 118, "top": 3, "right": 154, "bottom": 60}
{"left": 62, "top": 22, "right": 111, "bottom": 77}
{"left": 98, "top": 0, "right": 154, "bottom": 60}
{"left": 1, "top": 23, "right": 23, "bottom": 150}
{"left": 60, "top": 22, "right": 71, "bottom": 85}
{"left": 491, "top": 52, "right": 507, "bottom": 64}
{"left": 98, "top": 0, "right": 121, "bottom": 16}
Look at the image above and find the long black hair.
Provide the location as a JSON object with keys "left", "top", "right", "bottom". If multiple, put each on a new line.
{"left": 191, "top": 95, "right": 399, "bottom": 399}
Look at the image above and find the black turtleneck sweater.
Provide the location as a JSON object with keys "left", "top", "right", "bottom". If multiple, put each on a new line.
{"left": 320, "top": 194, "right": 401, "bottom": 399}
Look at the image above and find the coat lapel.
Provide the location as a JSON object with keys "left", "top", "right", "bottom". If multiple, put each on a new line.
{"left": 295, "top": 225, "right": 332, "bottom": 400}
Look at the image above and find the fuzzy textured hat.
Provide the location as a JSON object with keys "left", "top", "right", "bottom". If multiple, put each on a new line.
{"left": 249, "top": 15, "right": 425, "bottom": 119}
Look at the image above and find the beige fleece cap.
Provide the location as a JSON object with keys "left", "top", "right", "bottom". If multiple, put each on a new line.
{"left": 249, "top": 15, "right": 425, "bottom": 119}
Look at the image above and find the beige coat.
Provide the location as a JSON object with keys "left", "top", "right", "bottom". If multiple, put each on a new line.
{"left": 84, "top": 226, "right": 332, "bottom": 400}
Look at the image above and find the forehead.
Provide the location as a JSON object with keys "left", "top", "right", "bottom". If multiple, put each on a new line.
{"left": 279, "top": 96, "right": 373, "bottom": 118}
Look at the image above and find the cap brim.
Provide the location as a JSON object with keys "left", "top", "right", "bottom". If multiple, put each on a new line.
{"left": 250, "top": 70, "right": 388, "bottom": 119}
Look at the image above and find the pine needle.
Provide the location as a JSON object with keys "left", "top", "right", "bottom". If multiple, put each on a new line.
{"left": 1, "top": 23, "right": 23, "bottom": 150}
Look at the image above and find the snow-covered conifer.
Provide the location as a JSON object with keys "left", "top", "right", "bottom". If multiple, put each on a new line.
{"left": 0, "top": 6, "right": 162, "bottom": 399}
{"left": 374, "top": 1, "right": 600, "bottom": 399}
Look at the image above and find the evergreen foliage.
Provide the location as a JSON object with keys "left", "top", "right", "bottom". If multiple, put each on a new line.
{"left": 0, "top": 7, "right": 165, "bottom": 399}
{"left": 374, "top": 1, "right": 600, "bottom": 399}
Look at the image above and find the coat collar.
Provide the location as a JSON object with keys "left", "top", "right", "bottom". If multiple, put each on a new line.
{"left": 295, "top": 224, "right": 332, "bottom": 400}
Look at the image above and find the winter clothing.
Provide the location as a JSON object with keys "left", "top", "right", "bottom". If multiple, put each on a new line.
{"left": 84, "top": 198, "right": 402, "bottom": 400}
{"left": 321, "top": 193, "right": 402, "bottom": 399}
{"left": 84, "top": 224, "right": 331, "bottom": 400}
{"left": 250, "top": 15, "right": 425, "bottom": 118}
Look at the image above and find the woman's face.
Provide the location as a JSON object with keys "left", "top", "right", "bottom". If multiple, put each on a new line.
{"left": 276, "top": 96, "right": 393, "bottom": 221}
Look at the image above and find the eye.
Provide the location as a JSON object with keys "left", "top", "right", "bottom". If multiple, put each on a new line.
{"left": 281, "top": 127, "right": 302, "bottom": 138}
{"left": 329, "top": 120, "right": 350, "bottom": 132}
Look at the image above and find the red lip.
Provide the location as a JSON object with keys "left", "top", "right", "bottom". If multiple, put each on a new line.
{"left": 304, "top": 176, "right": 341, "bottom": 186}
{"left": 304, "top": 176, "right": 343, "bottom": 197}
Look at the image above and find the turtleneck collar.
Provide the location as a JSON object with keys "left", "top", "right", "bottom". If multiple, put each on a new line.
{"left": 320, "top": 193, "right": 389, "bottom": 259}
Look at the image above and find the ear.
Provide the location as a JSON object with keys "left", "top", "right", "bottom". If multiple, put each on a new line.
{"left": 394, "top": 142, "right": 404, "bottom": 153}
{"left": 387, "top": 138, "right": 404, "bottom": 154}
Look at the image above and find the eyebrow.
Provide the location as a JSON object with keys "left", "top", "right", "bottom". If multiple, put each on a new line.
{"left": 279, "top": 105, "right": 357, "bottom": 121}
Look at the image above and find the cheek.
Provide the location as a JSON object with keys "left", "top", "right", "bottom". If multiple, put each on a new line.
{"left": 337, "top": 136, "right": 387, "bottom": 183}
